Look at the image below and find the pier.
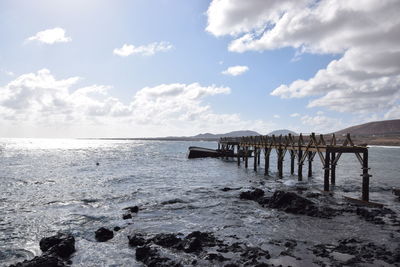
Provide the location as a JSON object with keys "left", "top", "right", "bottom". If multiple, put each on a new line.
{"left": 218, "top": 133, "right": 371, "bottom": 202}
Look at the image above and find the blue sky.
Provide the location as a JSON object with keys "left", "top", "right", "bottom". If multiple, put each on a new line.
{"left": 0, "top": 0, "right": 399, "bottom": 138}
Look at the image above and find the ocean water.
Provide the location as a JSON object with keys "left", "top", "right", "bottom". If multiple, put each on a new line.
{"left": 0, "top": 138, "right": 399, "bottom": 266}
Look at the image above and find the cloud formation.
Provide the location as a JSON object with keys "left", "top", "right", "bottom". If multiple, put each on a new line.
{"left": 27, "top": 27, "right": 71, "bottom": 44}
{"left": 113, "top": 42, "right": 173, "bottom": 56}
{"left": 0, "top": 69, "right": 272, "bottom": 137}
{"left": 207, "top": 0, "right": 400, "bottom": 116}
{"left": 221, "top": 65, "right": 249, "bottom": 76}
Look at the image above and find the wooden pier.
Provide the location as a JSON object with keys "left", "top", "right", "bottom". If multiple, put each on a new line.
{"left": 219, "top": 133, "right": 371, "bottom": 202}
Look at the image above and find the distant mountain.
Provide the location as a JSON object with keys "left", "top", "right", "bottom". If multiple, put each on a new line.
{"left": 335, "top": 119, "right": 400, "bottom": 136}
{"left": 267, "top": 129, "right": 298, "bottom": 136}
{"left": 193, "top": 130, "right": 260, "bottom": 139}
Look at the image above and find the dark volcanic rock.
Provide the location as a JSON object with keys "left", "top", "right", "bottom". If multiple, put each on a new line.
{"left": 9, "top": 255, "right": 66, "bottom": 267}
{"left": 39, "top": 233, "right": 75, "bottom": 258}
{"left": 11, "top": 233, "right": 75, "bottom": 267}
{"left": 268, "top": 190, "right": 336, "bottom": 218}
{"left": 95, "top": 227, "right": 114, "bottom": 242}
{"left": 122, "top": 213, "right": 132, "bottom": 220}
{"left": 152, "top": 233, "right": 182, "bottom": 248}
{"left": 135, "top": 245, "right": 182, "bottom": 267}
{"left": 124, "top": 206, "right": 139, "bottom": 213}
{"left": 184, "top": 236, "right": 203, "bottom": 253}
{"left": 128, "top": 234, "right": 146, "bottom": 247}
{"left": 312, "top": 238, "right": 400, "bottom": 265}
{"left": 240, "top": 189, "right": 265, "bottom": 201}
{"left": 355, "top": 207, "right": 396, "bottom": 225}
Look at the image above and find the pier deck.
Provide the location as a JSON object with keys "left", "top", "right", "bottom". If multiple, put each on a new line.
{"left": 218, "top": 133, "right": 371, "bottom": 202}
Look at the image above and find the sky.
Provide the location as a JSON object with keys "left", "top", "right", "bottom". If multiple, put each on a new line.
{"left": 0, "top": 0, "right": 399, "bottom": 138}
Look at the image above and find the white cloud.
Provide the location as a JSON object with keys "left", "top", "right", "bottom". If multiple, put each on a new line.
{"left": 27, "top": 27, "right": 71, "bottom": 44}
{"left": 273, "top": 114, "right": 280, "bottom": 118}
{"left": 0, "top": 69, "right": 274, "bottom": 137}
{"left": 1, "top": 69, "right": 14, "bottom": 76}
{"left": 221, "top": 65, "right": 249, "bottom": 76}
{"left": 290, "top": 113, "right": 300, "bottom": 117}
{"left": 301, "top": 114, "right": 343, "bottom": 134}
{"left": 207, "top": 0, "right": 400, "bottom": 116}
{"left": 113, "top": 42, "right": 173, "bottom": 57}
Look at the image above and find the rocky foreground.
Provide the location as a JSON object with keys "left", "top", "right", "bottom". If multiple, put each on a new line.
{"left": 9, "top": 190, "right": 400, "bottom": 267}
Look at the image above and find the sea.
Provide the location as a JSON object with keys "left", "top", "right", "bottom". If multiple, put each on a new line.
{"left": 0, "top": 138, "right": 399, "bottom": 266}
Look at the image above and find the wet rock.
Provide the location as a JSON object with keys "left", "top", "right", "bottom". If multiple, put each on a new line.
{"left": 124, "top": 206, "right": 139, "bottom": 213}
{"left": 114, "top": 226, "right": 121, "bottom": 232}
{"left": 240, "top": 189, "right": 265, "bottom": 201}
{"left": 128, "top": 234, "right": 146, "bottom": 247}
{"left": 39, "top": 233, "right": 75, "bottom": 259}
{"left": 185, "top": 231, "right": 221, "bottom": 247}
{"left": 184, "top": 236, "right": 203, "bottom": 253}
{"left": 122, "top": 213, "right": 132, "bottom": 220}
{"left": 135, "top": 245, "right": 182, "bottom": 267}
{"left": 240, "top": 246, "right": 271, "bottom": 261}
{"left": 95, "top": 227, "right": 114, "bottom": 242}
{"left": 10, "top": 233, "right": 75, "bottom": 267}
{"left": 204, "top": 253, "right": 228, "bottom": 262}
{"left": 9, "top": 255, "right": 66, "bottom": 267}
{"left": 306, "top": 192, "right": 321, "bottom": 198}
{"left": 152, "top": 233, "right": 182, "bottom": 248}
{"left": 268, "top": 190, "right": 336, "bottom": 218}
{"left": 312, "top": 238, "right": 399, "bottom": 265}
{"left": 355, "top": 207, "right": 396, "bottom": 225}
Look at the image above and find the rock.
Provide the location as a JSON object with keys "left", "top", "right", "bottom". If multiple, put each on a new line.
{"left": 113, "top": 226, "right": 121, "bottom": 232}
{"left": 152, "top": 233, "right": 182, "bottom": 248}
{"left": 124, "top": 206, "right": 139, "bottom": 213}
{"left": 11, "top": 233, "right": 75, "bottom": 267}
{"left": 122, "top": 213, "right": 132, "bottom": 220}
{"left": 128, "top": 234, "right": 146, "bottom": 247}
{"left": 135, "top": 245, "right": 155, "bottom": 261}
{"left": 95, "top": 227, "right": 114, "bottom": 242}
{"left": 39, "top": 233, "right": 75, "bottom": 259}
{"left": 240, "top": 189, "right": 265, "bottom": 201}
{"left": 268, "top": 190, "right": 336, "bottom": 218}
{"left": 204, "top": 253, "right": 228, "bottom": 262}
{"left": 185, "top": 231, "right": 220, "bottom": 247}
{"left": 355, "top": 207, "right": 395, "bottom": 225}
{"left": 184, "top": 237, "right": 202, "bottom": 253}
{"left": 240, "top": 246, "right": 271, "bottom": 261}
{"left": 9, "top": 255, "right": 66, "bottom": 267}
{"left": 135, "top": 245, "right": 182, "bottom": 267}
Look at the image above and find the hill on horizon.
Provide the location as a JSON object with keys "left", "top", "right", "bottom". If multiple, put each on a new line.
{"left": 267, "top": 129, "right": 298, "bottom": 136}
{"left": 335, "top": 119, "right": 400, "bottom": 136}
{"left": 193, "top": 130, "right": 260, "bottom": 139}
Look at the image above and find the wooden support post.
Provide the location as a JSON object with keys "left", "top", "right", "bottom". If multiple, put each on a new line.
{"left": 257, "top": 150, "right": 261, "bottom": 166}
{"left": 237, "top": 145, "right": 240, "bottom": 166}
{"left": 278, "top": 149, "right": 283, "bottom": 178}
{"left": 324, "top": 151, "right": 330, "bottom": 192}
{"left": 298, "top": 150, "right": 303, "bottom": 181}
{"left": 245, "top": 147, "right": 248, "bottom": 168}
{"left": 264, "top": 149, "right": 269, "bottom": 175}
{"left": 362, "top": 150, "right": 369, "bottom": 202}
{"left": 331, "top": 152, "right": 336, "bottom": 184}
{"left": 253, "top": 147, "right": 257, "bottom": 171}
{"left": 308, "top": 151, "right": 312, "bottom": 178}
{"left": 290, "top": 151, "right": 295, "bottom": 175}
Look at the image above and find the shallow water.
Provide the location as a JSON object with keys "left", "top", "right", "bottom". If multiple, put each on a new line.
{"left": 0, "top": 138, "right": 399, "bottom": 266}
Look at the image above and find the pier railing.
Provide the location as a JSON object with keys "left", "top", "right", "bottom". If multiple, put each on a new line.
{"left": 218, "top": 133, "right": 371, "bottom": 202}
